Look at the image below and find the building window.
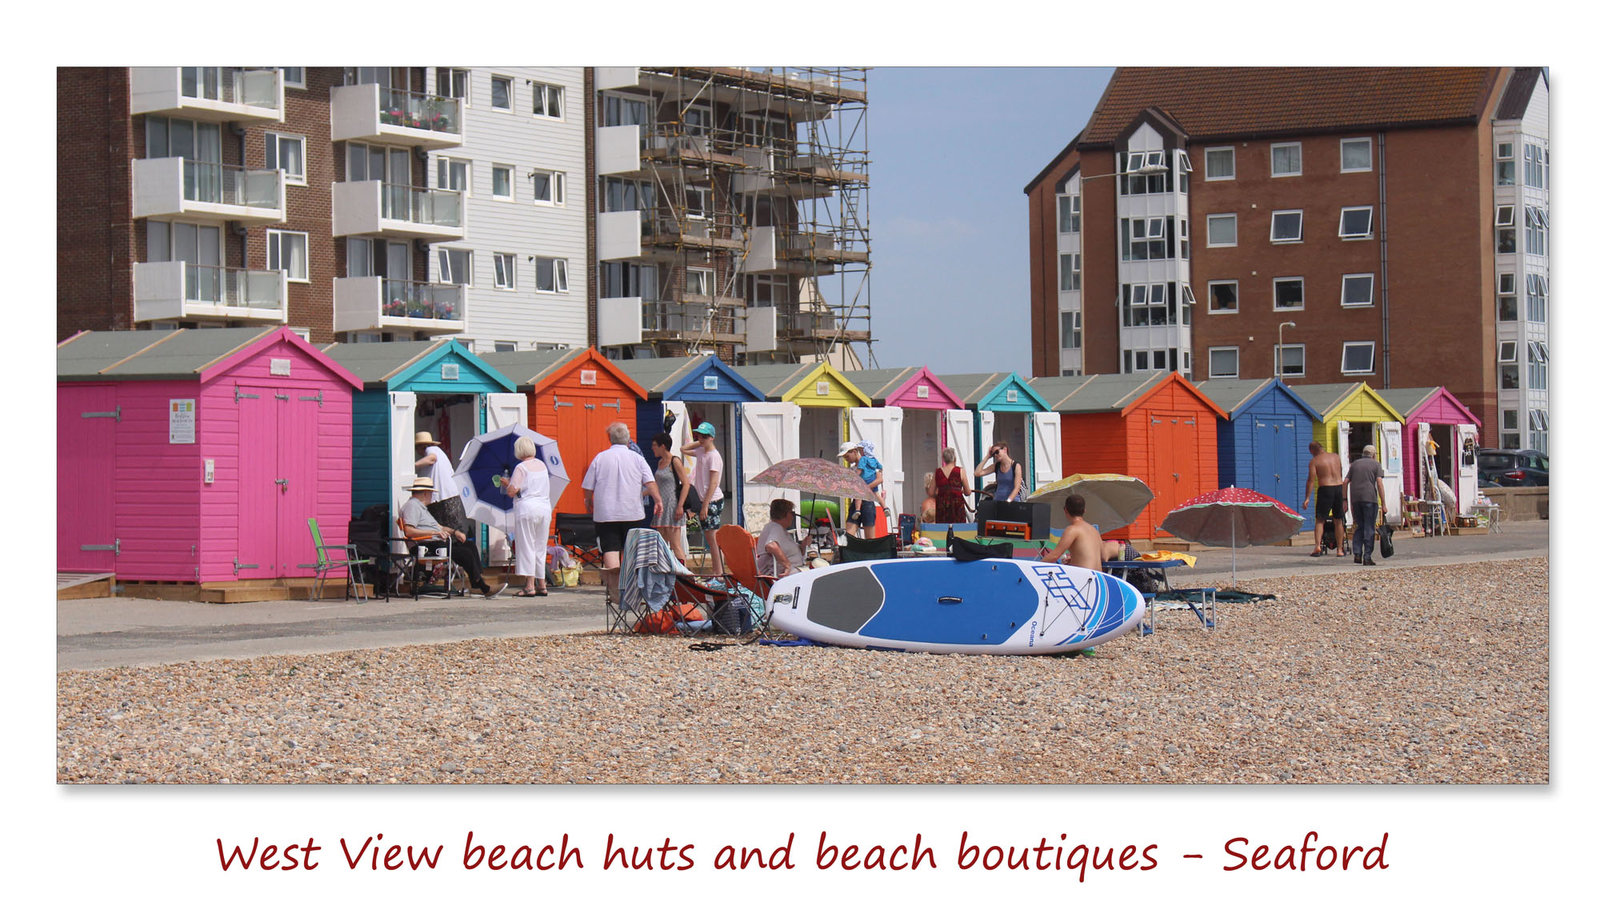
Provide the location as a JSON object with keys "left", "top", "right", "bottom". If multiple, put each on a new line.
{"left": 1499, "top": 341, "right": 1519, "bottom": 389}
{"left": 531, "top": 82, "right": 564, "bottom": 119}
{"left": 1209, "top": 346, "right": 1239, "bottom": 378}
{"left": 436, "top": 156, "right": 468, "bottom": 193}
{"left": 535, "top": 256, "right": 569, "bottom": 293}
{"left": 1119, "top": 150, "right": 1167, "bottom": 194}
{"left": 1498, "top": 273, "right": 1517, "bottom": 321}
{"left": 531, "top": 169, "right": 565, "bottom": 205}
{"left": 493, "top": 253, "right": 516, "bottom": 289}
{"left": 1496, "top": 142, "right": 1517, "bottom": 186}
{"left": 1207, "top": 213, "right": 1237, "bottom": 248}
{"left": 1122, "top": 283, "right": 1174, "bottom": 328}
{"left": 1528, "top": 410, "right": 1547, "bottom": 454}
{"left": 492, "top": 164, "right": 513, "bottom": 200}
{"left": 437, "top": 248, "right": 471, "bottom": 286}
{"left": 1496, "top": 205, "right": 1517, "bottom": 254}
{"left": 1341, "top": 342, "right": 1376, "bottom": 375}
{"left": 602, "top": 92, "right": 652, "bottom": 129}
{"left": 1276, "top": 344, "right": 1306, "bottom": 377}
{"left": 1342, "top": 274, "right": 1375, "bottom": 308}
{"left": 1341, "top": 138, "right": 1372, "bottom": 173}
{"left": 494, "top": 341, "right": 517, "bottom": 352}
{"left": 1205, "top": 147, "right": 1234, "bottom": 181}
{"left": 1061, "top": 310, "right": 1082, "bottom": 348}
{"left": 267, "top": 230, "right": 308, "bottom": 282}
{"left": 436, "top": 68, "right": 469, "bottom": 103}
{"left": 685, "top": 185, "right": 712, "bottom": 220}
{"left": 1524, "top": 205, "right": 1547, "bottom": 256}
{"left": 265, "top": 132, "right": 306, "bottom": 185}
{"left": 1121, "top": 217, "right": 1168, "bottom": 260}
{"left": 1339, "top": 206, "right": 1374, "bottom": 240}
{"left": 1208, "top": 280, "right": 1238, "bottom": 314}
{"left": 280, "top": 68, "right": 305, "bottom": 89}
{"left": 1527, "top": 273, "right": 1547, "bottom": 322}
{"left": 686, "top": 267, "right": 713, "bottom": 297}
{"left": 1057, "top": 194, "right": 1081, "bottom": 233}
{"left": 1270, "top": 142, "right": 1301, "bottom": 177}
{"left": 1528, "top": 341, "right": 1548, "bottom": 391}
{"left": 1270, "top": 210, "right": 1303, "bottom": 243}
{"left": 1273, "top": 278, "right": 1304, "bottom": 311}
{"left": 1524, "top": 143, "right": 1546, "bottom": 189}
{"left": 490, "top": 75, "right": 512, "bottom": 111}
{"left": 1058, "top": 252, "right": 1081, "bottom": 292}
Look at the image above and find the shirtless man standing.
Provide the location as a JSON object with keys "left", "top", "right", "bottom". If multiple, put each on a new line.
{"left": 1040, "top": 494, "right": 1104, "bottom": 570}
{"left": 1302, "top": 441, "right": 1347, "bottom": 557}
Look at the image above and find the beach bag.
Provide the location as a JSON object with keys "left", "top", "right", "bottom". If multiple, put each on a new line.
{"left": 555, "top": 561, "right": 581, "bottom": 588}
{"left": 711, "top": 596, "right": 753, "bottom": 634}
{"left": 637, "top": 603, "right": 699, "bottom": 635}
{"left": 684, "top": 482, "right": 703, "bottom": 515}
{"left": 1379, "top": 524, "right": 1395, "bottom": 559}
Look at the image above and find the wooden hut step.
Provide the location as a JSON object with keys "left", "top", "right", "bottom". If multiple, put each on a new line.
{"left": 58, "top": 572, "right": 116, "bottom": 601}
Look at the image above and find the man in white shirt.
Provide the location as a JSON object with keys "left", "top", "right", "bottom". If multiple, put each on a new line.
{"left": 683, "top": 421, "right": 726, "bottom": 575}
{"left": 415, "top": 431, "right": 459, "bottom": 499}
{"left": 756, "top": 498, "right": 809, "bottom": 578}
{"left": 582, "top": 421, "right": 664, "bottom": 596}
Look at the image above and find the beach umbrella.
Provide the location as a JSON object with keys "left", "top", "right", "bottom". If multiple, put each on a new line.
{"left": 1159, "top": 486, "right": 1304, "bottom": 584}
{"left": 452, "top": 424, "right": 571, "bottom": 531}
{"left": 1028, "top": 473, "right": 1155, "bottom": 532}
{"left": 750, "top": 457, "right": 880, "bottom": 505}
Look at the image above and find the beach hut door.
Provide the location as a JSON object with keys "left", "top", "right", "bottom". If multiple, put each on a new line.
{"left": 742, "top": 402, "right": 801, "bottom": 517}
{"left": 1030, "top": 412, "right": 1062, "bottom": 492}
{"left": 1454, "top": 423, "right": 1478, "bottom": 514}
{"left": 663, "top": 400, "right": 691, "bottom": 461}
{"left": 976, "top": 411, "right": 995, "bottom": 492}
{"left": 942, "top": 411, "right": 975, "bottom": 492}
{"left": 388, "top": 391, "right": 418, "bottom": 550}
{"left": 848, "top": 406, "right": 903, "bottom": 517}
{"left": 1336, "top": 420, "right": 1352, "bottom": 525}
{"left": 1377, "top": 420, "right": 1403, "bottom": 522}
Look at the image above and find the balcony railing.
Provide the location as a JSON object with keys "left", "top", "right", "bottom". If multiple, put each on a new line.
{"left": 378, "top": 87, "right": 461, "bottom": 135}
{"left": 132, "top": 158, "right": 285, "bottom": 224}
{"left": 130, "top": 67, "right": 284, "bottom": 122}
{"left": 642, "top": 300, "right": 739, "bottom": 337}
{"left": 381, "top": 183, "right": 462, "bottom": 228}
{"left": 181, "top": 67, "right": 281, "bottom": 109}
{"left": 381, "top": 279, "right": 463, "bottom": 323}
{"left": 187, "top": 265, "right": 285, "bottom": 309}
{"left": 133, "top": 262, "right": 287, "bottom": 323}
{"left": 185, "top": 161, "right": 282, "bottom": 210}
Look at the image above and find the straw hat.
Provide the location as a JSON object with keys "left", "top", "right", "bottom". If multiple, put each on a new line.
{"left": 415, "top": 431, "right": 442, "bottom": 447}
{"left": 408, "top": 477, "right": 436, "bottom": 492}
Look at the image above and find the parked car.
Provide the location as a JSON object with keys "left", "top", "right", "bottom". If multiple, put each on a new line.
{"left": 1476, "top": 449, "right": 1549, "bottom": 487}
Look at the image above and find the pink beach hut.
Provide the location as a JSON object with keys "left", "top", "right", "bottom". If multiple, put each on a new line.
{"left": 57, "top": 328, "right": 363, "bottom": 584}
{"left": 1377, "top": 387, "right": 1483, "bottom": 517}
{"left": 843, "top": 366, "right": 968, "bottom": 520}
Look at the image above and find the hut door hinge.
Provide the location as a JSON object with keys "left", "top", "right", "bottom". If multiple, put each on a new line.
{"left": 80, "top": 538, "right": 120, "bottom": 556}
{"left": 234, "top": 557, "right": 261, "bottom": 575}
{"left": 554, "top": 398, "right": 574, "bottom": 410}
{"left": 81, "top": 406, "right": 121, "bottom": 421}
{"left": 299, "top": 390, "right": 325, "bottom": 405}
{"left": 602, "top": 401, "right": 622, "bottom": 411}
{"left": 235, "top": 384, "right": 261, "bottom": 402}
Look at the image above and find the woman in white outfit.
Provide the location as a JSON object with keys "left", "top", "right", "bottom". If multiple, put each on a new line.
{"left": 504, "top": 436, "right": 552, "bottom": 597}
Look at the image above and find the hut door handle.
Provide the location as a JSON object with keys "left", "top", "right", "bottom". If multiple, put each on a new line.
{"left": 275, "top": 478, "right": 289, "bottom": 492}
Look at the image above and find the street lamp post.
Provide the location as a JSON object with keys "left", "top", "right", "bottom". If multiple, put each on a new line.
{"left": 1277, "top": 321, "right": 1297, "bottom": 379}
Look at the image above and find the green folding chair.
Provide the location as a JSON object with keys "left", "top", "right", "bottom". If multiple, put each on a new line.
{"left": 306, "top": 517, "right": 374, "bottom": 602}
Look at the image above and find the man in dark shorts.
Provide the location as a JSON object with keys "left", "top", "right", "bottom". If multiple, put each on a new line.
{"left": 582, "top": 421, "right": 663, "bottom": 599}
{"left": 1301, "top": 441, "right": 1346, "bottom": 557}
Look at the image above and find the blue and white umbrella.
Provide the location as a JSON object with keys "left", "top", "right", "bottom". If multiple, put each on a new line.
{"left": 452, "top": 423, "right": 570, "bottom": 531}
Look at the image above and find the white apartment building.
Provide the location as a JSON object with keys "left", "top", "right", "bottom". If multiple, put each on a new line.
{"left": 1491, "top": 70, "right": 1550, "bottom": 453}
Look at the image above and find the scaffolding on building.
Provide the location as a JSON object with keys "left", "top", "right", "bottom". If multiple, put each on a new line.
{"left": 595, "top": 66, "right": 871, "bottom": 369}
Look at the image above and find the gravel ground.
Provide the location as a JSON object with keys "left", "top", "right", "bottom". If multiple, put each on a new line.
{"left": 56, "top": 557, "right": 1548, "bottom": 784}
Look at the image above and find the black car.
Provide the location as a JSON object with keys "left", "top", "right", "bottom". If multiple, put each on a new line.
{"left": 1477, "top": 449, "right": 1549, "bottom": 487}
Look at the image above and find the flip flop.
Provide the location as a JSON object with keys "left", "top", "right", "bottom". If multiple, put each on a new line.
{"left": 535, "top": 590, "right": 549, "bottom": 597}
{"left": 1309, "top": 549, "right": 1324, "bottom": 557}
{"left": 514, "top": 589, "right": 538, "bottom": 597}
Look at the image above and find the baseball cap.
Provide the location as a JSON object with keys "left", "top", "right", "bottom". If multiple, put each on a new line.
{"left": 694, "top": 421, "right": 716, "bottom": 437}
{"left": 837, "top": 441, "right": 859, "bottom": 456}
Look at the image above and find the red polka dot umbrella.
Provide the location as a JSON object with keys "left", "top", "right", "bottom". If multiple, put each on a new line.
{"left": 1160, "top": 487, "right": 1305, "bottom": 584}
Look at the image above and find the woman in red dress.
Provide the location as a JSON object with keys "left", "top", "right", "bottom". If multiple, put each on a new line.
{"left": 933, "top": 446, "right": 971, "bottom": 523}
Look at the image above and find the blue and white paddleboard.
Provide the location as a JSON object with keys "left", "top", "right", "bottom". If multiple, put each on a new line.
{"left": 766, "top": 558, "right": 1145, "bottom": 655}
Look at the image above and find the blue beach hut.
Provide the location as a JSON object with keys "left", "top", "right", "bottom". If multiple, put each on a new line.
{"left": 1196, "top": 378, "right": 1322, "bottom": 531}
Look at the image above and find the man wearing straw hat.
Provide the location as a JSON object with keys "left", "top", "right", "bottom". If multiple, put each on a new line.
{"left": 415, "top": 431, "right": 460, "bottom": 499}
{"left": 399, "top": 476, "right": 504, "bottom": 598}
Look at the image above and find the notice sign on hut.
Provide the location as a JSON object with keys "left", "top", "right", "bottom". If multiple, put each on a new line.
{"left": 169, "top": 398, "right": 196, "bottom": 444}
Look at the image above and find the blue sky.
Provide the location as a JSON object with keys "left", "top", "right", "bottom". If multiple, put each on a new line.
{"left": 864, "top": 67, "right": 1114, "bottom": 375}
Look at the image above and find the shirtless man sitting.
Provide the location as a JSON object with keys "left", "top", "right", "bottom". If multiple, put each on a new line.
{"left": 1040, "top": 494, "right": 1103, "bottom": 570}
{"left": 1301, "top": 440, "right": 1347, "bottom": 557}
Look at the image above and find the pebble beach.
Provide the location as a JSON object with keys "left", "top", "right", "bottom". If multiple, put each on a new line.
{"left": 56, "top": 556, "right": 1548, "bottom": 785}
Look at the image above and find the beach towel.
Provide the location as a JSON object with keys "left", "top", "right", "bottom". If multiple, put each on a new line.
{"left": 621, "top": 528, "right": 693, "bottom": 614}
{"left": 1138, "top": 550, "right": 1197, "bottom": 567}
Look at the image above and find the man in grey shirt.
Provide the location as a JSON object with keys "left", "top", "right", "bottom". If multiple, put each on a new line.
{"left": 1344, "top": 444, "right": 1386, "bottom": 566}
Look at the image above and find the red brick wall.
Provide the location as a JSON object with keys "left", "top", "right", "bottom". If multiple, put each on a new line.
{"left": 58, "top": 68, "right": 134, "bottom": 340}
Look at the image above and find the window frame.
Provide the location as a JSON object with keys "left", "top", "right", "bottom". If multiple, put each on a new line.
{"left": 1269, "top": 209, "right": 1304, "bottom": 244}
{"left": 531, "top": 82, "right": 564, "bottom": 120}
{"left": 1270, "top": 142, "right": 1302, "bottom": 178}
{"left": 1341, "top": 341, "right": 1377, "bottom": 376}
{"left": 280, "top": 67, "right": 305, "bottom": 89}
{"left": 489, "top": 74, "right": 513, "bottom": 112}
{"left": 1206, "top": 213, "right": 1237, "bottom": 248}
{"left": 266, "top": 229, "right": 310, "bottom": 283}
{"left": 1273, "top": 277, "right": 1305, "bottom": 312}
{"left": 1276, "top": 343, "right": 1306, "bottom": 378}
{"left": 1339, "top": 206, "right": 1374, "bottom": 240}
{"left": 686, "top": 266, "right": 714, "bottom": 298}
{"left": 1058, "top": 252, "right": 1081, "bottom": 292}
{"left": 1528, "top": 341, "right": 1549, "bottom": 391}
{"left": 436, "top": 247, "right": 472, "bottom": 287}
{"left": 492, "top": 252, "right": 516, "bottom": 290}
{"left": 530, "top": 168, "right": 566, "bottom": 206}
{"left": 436, "top": 68, "right": 470, "bottom": 105}
{"left": 1204, "top": 146, "right": 1235, "bottom": 181}
{"left": 1526, "top": 273, "right": 1547, "bottom": 322}
{"left": 1057, "top": 193, "right": 1081, "bottom": 233}
{"left": 491, "top": 163, "right": 514, "bottom": 201}
{"left": 1340, "top": 137, "right": 1373, "bottom": 173}
{"left": 1341, "top": 273, "right": 1376, "bottom": 308}
{"left": 264, "top": 131, "right": 307, "bottom": 185}
{"left": 1495, "top": 142, "right": 1517, "bottom": 186}
{"left": 534, "top": 256, "right": 569, "bottom": 294}
{"left": 436, "top": 156, "right": 469, "bottom": 194}
{"left": 1209, "top": 346, "right": 1239, "bottom": 379}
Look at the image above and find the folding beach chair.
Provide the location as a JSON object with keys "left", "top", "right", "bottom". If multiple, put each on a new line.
{"left": 305, "top": 518, "right": 373, "bottom": 602}
{"left": 835, "top": 533, "right": 897, "bottom": 563}
{"left": 396, "top": 515, "right": 467, "bottom": 600}
{"left": 555, "top": 512, "right": 604, "bottom": 570}
{"left": 610, "top": 528, "right": 730, "bottom": 635}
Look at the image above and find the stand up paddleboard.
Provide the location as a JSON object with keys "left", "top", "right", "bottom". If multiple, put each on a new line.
{"left": 766, "top": 558, "right": 1144, "bottom": 655}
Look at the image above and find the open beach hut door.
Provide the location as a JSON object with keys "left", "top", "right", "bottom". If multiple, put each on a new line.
{"left": 1455, "top": 423, "right": 1479, "bottom": 514}
{"left": 388, "top": 390, "right": 418, "bottom": 551}
{"left": 1030, "top": 411, "right": 1063, "bottom": 494}
{"left": 1379, "top": 420, "right": 1403, "bottom": 521}
{"left": 849, "top": 406, "right": 904, "bottom": 518}
{"left": 661, "top": 398, "right": 693, "bottom": 502}
{"left": 976, "top": 410, "right": 996, "bottom": 492}
{"left": 1416, "top": 422, "right": 1434, "bottom": 500}
{"left": 943, "top": 410, "right": 975, "bottom": 492}
{"left": 742, "top": 402, "right": 801, "bottom": 516}
{"left": 1336, "top": 419, "right": 1352, "bottom": 525}
{"left": 482, "top": 393, "right": 528, "bottom": 565}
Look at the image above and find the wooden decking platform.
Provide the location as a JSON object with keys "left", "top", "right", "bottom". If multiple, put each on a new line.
{"left": 57, "top": 572, "right": 116, "bottom": 601}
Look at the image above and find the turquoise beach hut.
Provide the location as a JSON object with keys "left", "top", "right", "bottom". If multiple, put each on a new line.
{"left": 937, "top": 372, "right": 1061, "bottom": 498}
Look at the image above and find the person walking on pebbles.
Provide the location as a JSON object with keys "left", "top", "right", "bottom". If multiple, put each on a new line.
{"left": 1303, "top": 441, "right": 1347, "bottom": 557}
{"left": 1344, "top": 444, "right": 1386, "bottom": 566}
{"left": 504, "top": 436, "right": 553, "bottom": 596}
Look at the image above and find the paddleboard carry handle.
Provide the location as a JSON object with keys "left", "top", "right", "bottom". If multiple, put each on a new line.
{"left": 938, "top": 596, "right": 962, "bottom": 604}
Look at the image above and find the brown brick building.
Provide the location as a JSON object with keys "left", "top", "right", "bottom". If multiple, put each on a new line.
{"left": 1026, "top": 67, "right": 1550, "bottom": 451}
